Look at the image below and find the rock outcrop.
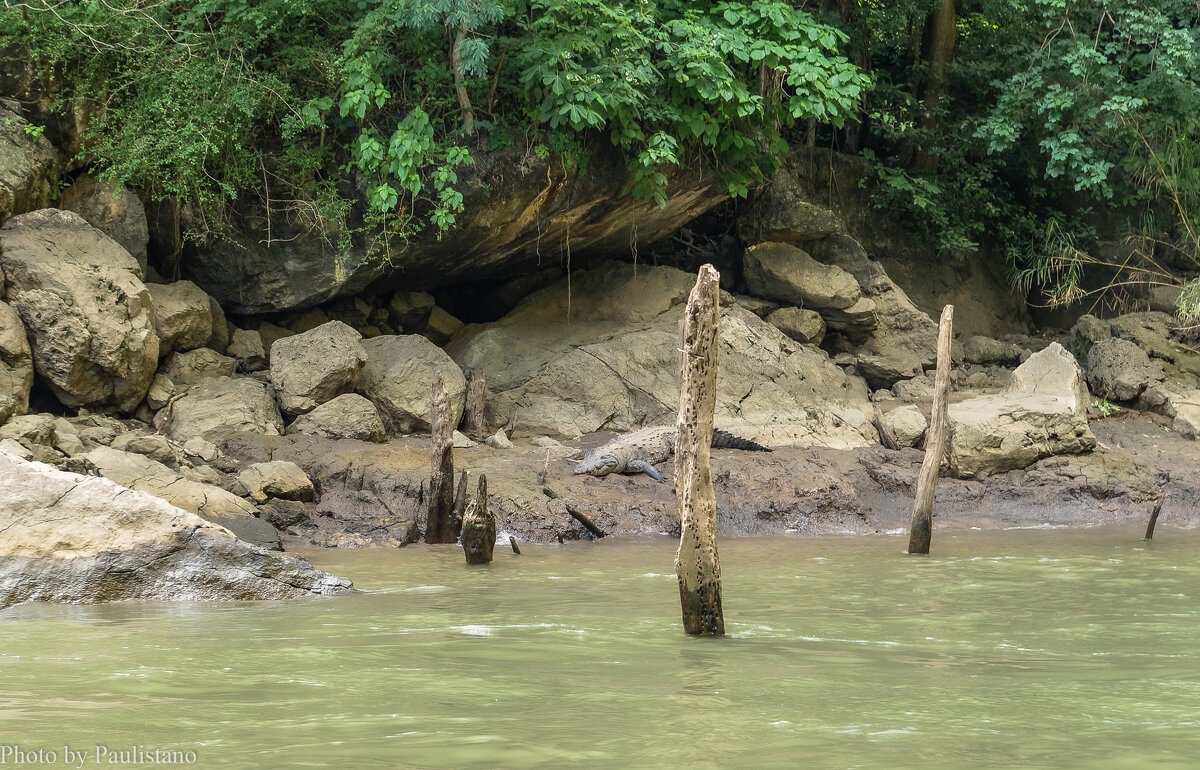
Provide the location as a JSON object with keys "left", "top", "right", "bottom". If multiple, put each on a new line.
{"left": 0, "top": 301, "right": 32, "bottom": 423}
{"left": 237, "top": 460, "right": 315, "bottom": 503}
{"left": 0, "top": 99, "right": 59, "bottom": 224}
{"left": 1086, "top": 337, "right": 1164, "bottom": 402}
{"left": 948, "top": 343, "right": 1095, "bottom": 477}
{"left": 0, "top": 449, "right": 349, "bottom": 610}
{"left": 359, "top": 334, "right": 467, "bottom": 434}
{"left": 160, "top": 376, "right": 284, "bottom": 442}
{"left": 0, "top": 209, "right": 158, "bottom": 411}
{"left": 58, "top": 173, "right": 150, "bottom": 272}
{"left": 448, "top": 263, "right": 876, "bottom": 447}
{"left": 159, "top": 347, "right": 238, "bottom": 386}
{"left": 147, "top": 280, "right": 214, "bottom": 356}
{"left": 83, "top": 446, "right": 280, "bottom": 550}
{"left": 286, "top": 392, "right": 386, "bottom": 442}
{"left": 742, "top": 241, "right": 861, "bottom": 311}
{"left": 269, "top": 320, "right": 367, "bottom": 416}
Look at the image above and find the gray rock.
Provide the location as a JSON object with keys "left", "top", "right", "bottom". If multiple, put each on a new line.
{"left": 948, "top": 343, "right": 1095, "bottom": 477}
{"left": 0, "top": 99, "right": 59, "bottom": 223}
{"left": 147, "top": 280, "right": 214, "bottom": 355}
{"left": 146, "top": 374, "right": 180, "bottom": 411}
{"left": 159, "top": 347, "right": 237, "bottom": 386}
{"left": 738, "top": 167, "right": 842, "bottom": 244}
{"left": 258, "top": 498, "right": 311, "bottom": 530}
{"left": 83, "top": 446, "right": 281, "bottom": 550}
{"left": 891, "top": 373, "right": 934, "bottom": 400}
{"left": 388, "top": 291, "right": 436, "bottom": 331}
{"left": 1147, "top": 285, "right": 1183, "bottom": 315}
{"left": 0, "top": 209, "right": 158, "bottom": 411}
{"left": 237, "top": 460, "right": 315, "bottom": 503}
{"left": 882, "top": 405, "right": 927, "bottom": 448}
{"left": 286, "top": 393, "right": 385, "bottom": 442}
{"left": 227, "top": 328, "right": 267, "bottom": 372}
{"left": 1086, "top": 337, "right": 1164, "bottom": 402}
{"left": 161, "top": 376, "right": 284, "bottom": 443}
{"left": 0, "top": 301, "right": 32, "bottom": 424}
{"left": 0, "top": 413, "right": 55, "bottom": 446}
{"left": 58, "top": 173, "right": 150, "bottom": 273}
{"left": 1137, "top": 381, "right": 1200, "bottom": 440}
{"left": 0, "top": 438, "right": 31, "bottom": 460}
{"left": 729, "top": 294, "right": 780, "bottom": 318}
{"left": 447, "top": 262, "right": 877, "bottom": 448}
{"left": 766, "top": 307, "right": 825, "bottom": 345}
{"left": 1108, "top": 312, "right": 1177, "bottom": 361}
{"left": 962, "top": 335, "right": 1023, "bottom": 366}
{"left": 256, "top": 322, "right": 294, "bottom": 360}
{"left": 181, "top": 437, "right": 219, "bottom": 462}
{"left": 422, "top": 305, "right": 465, "bottom": 345}
{"left": 0, "top": 449, "right": 349, "bottom": 609}
{"left": 207, "top": 297, "right": 230, "bottom": 354}
{"left": 485, "top": 430, "right": 514, "bottom": 449}
{"left": 109, "top": 432, "right": 176, "bottom": 465}
{"left": 812, "top": 234, "right": 938, "bottom": 386}
{"left": 269, "top": 320, "right": 367, "bottom": 416}
{"left": 743, "top": 241, "right": 861, "bottom": 310}
{"left": 452, "top": 430, "right": 478, "bottom": 448}
{"left": 359, "top": 334, "right": 467, "bottom": 434}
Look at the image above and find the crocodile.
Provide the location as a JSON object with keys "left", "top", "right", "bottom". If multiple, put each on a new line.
{"left": 569, "top": 425, "right": 770, "bottom": 482}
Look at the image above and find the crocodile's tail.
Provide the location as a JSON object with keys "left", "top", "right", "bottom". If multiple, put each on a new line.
{"left": 711, "top": 429, "right": 771, "bottom": 452}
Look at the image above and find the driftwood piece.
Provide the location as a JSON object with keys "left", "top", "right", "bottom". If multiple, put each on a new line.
{"left": 461, "top": 474, "right": 496, "bottom": 565}
{"left": 1144, "top": 492, "right": 1167, "bottom": 540}
{"left": 907, "top": 304, "right": 954, "bottom": 555}
{"left": 565, "top": 503, "right": 605, "bottom": 539}
{"left": 509, "top": 536, "right": 521, "bottom": 555}
{"left": 426, "top": 374, "right": 457, "bottom": 544}
{"left": 462, "top": 368, "right": 488, "bottom": 438}
{"left": 674, "top": 265, "right": 724, "bottom": 636}
{"left": 537, "top": 448, "right": 551, "bottom": 485}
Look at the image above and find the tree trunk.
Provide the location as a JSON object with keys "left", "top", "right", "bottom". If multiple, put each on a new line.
{"left": 426, "top": 374, "right": 456, "bottom": 544}
{"left": 908, "top": 304, "right": 953, "bottom": 555}
{"left": 461, "top": 475, "right": 496, "bottom": 565}
{"left": 674, "top": 264, "right": 724, "bottom": 636}
{"left": 1144, "top": 492, "right": 1166, "bottom": 540}
{"left": 911, "top": 0, "right": 956, "bottom": 172}
{"left": 450, "top": 22, "right": 476, "bottom": 136}
{"left": 835, "top": 0, "right": 872, "bottom": 152}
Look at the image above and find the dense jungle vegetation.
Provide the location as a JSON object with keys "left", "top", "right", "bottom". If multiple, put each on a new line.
{"left": 2, "top": 1, "right": 1198, "bottom": 314}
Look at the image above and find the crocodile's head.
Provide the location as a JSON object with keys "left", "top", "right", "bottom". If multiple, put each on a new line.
{"left": 573, "top": 451, "right": 619, "bottom": 477}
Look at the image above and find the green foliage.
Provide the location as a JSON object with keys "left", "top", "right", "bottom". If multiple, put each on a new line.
{"left": 1092, "top": 399, "right": 1122, "bottom": 418}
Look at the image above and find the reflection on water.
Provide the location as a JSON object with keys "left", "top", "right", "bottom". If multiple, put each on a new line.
{"left": 2, "top": 526, "right": 1199, "bottom": 768}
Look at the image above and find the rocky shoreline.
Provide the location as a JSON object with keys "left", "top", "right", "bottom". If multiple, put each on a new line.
{"left": 4, "top": 142, "right": 1200, "bottom": 609}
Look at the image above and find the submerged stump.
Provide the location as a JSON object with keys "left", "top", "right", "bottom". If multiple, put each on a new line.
{"left": 461, "top": 475, "right": 496, "bottom": 565}
{"left": 907, "top": 304, "right": 954, "bottom": 555}
{"left": 675, "top": 264, "right": 724, "bottom": 636}
{"left": 426, "top": 374, "right": 457, "bottom": 544}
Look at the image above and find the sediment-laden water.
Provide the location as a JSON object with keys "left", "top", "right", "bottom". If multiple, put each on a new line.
{"left": 2, "top": 526, "right": 1198, "bottom": 768}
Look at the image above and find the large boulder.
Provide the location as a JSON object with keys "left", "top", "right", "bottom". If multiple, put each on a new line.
{"left": 227, "top": 328, "right": 267, "bottom": 372}
{"left": 1086, "top": 337, "right": 1164, "bottom": 402}
{"left": 742, "top": 241, "right": 861, "bottom": 311}
{"left": 287, "top": 392, "right": 386, "bottom": 442}
{"left": 1137, "top": 381, "right": 1200, "bottom": 440}
{"left": 738, "top": 167, "right": 843, "bottom": 244}
{"left": 0, "top": 301, "right": 32, "bottom": 423}
{"left": 159, "top": 347, "right": 237, "bottom": 386}
{"left": 811, "top": 234, "right": 938, "bottom": 386}
{"left": 359, "top": 334, "right": 468, "bottom": 434}
{"left": 146, "top": 280, "right": 214, "bottom": 355}
{"left": 84, "top": 446, "right": 280, "bottom": 549}
{"left": 58, "top": 173, "right": 150, "bottom": 273}
{"left": 765, "top": 306, "right": 825, "bottom": 345}
{"left": 0, "top": 209, "right": 158, "bottom": 411}
{"left": 447, "top": 262, "right": 877, "bottom": 447}
{"left": 237, "top": 460, "right": 315, "bottom": 503}
{"left": 0, "top": 449, "right": 349, "bottom": 610}
{"left": 0, "top": 99, "right": 59, "bottom": 224}
{"left": 269, "top": 320, "right": 367, "bottom": 416}
{"left": 948, "top": 343, "right": 1095, "bottom": 477}
{"left": 160, "top": 376, "right": 284, "bottom": 443}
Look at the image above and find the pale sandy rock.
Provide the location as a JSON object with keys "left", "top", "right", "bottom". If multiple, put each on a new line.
{"left": 237, "top": 461, "right": 315, "bottom": 503}
{"left": 287, "top": 393, "right": 385, "bottom": 442}
{"left": 359, "top": 334, "right": 467, "bottom": 434}
{"left": 147, "top": 280, "right": 214, "bottom": 355}
{"left": 0, "top": 449, "right": 349, "bottom": 609}
{"left": 161, "top": 376, "right": 283, "bottom": 443}
{"left": 269, "top": 320, "right": 367, "bottom": 416}
{"left": 0, "top": 301, "right": 32, "bottom": 423}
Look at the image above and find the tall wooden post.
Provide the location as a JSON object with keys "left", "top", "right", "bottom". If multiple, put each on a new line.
{"left": 675, "top": 264, "right": 724, "bottom": 636}
{"left": 908, "top": 304, "right": 954, "bottom": 555}
{"left": 461, "top": 474, "right": 496, "bottom": 565}
{"left": 1143, "top": 492, "right": 1166, "bottom": 540}
{"left": 426, "top": 374, "right": 456, "bottom": 544}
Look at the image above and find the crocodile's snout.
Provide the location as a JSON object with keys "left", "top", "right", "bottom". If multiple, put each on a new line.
{"left": 573, "top": 452, "right": 618, "bottom": 477}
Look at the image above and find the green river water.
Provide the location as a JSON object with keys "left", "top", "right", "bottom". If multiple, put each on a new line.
{"left": 1, "top": 526, "right": 1198, "bottom": 768}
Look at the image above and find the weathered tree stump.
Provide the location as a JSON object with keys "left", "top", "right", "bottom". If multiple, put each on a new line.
{"left": 1144, "top": 492, "right": 1167, "bottom": 540}
{"left": 462, "top": 367, "right": 488, "bottom": 438}
{"left": 426, "top": 374, "right": 457, "bottom": 544}
{"left": 450, "top": 468, "right": 469, "bottom": 540}
{"left": 674, "top": 264, "right": 724, "bottom": 636}
{"left": 461, "top": 475, "right": 496, "bottom": 565}
{"left": 907, "top": 304, "right": 954, "bottom": 555}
